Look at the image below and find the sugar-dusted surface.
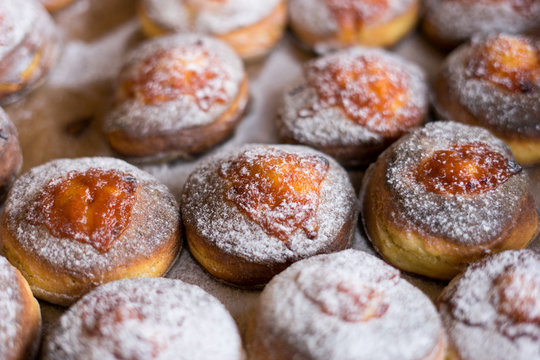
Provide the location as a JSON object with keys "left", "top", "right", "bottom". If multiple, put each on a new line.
{"left": 43, "top": 277, "right": 243, "bottom": 360}
{"left": 439, "top": 250, "right": 540, "bottom": 360}
{"left": 384, "top": 121, "right": 530, "bottom": 245}
{"left": 0, "top": 0, "right": 38, "bottom": 59}
{"left": 0, "top": 256, "right": 24, "bottom": 359}
{"left": 142, "top": 0, "right": 282, "bottom": 35}
{"left": 249, "top": 250, "right": 445, "bottom": 360}
{"left": 181, "top": 144, "right": 356, "bottom": 263}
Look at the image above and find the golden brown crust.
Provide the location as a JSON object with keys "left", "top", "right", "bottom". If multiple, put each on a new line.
{"left": 40, "top": 0, "right": 75, "bottom": 12}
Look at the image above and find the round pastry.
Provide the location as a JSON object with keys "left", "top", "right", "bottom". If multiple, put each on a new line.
{"left": 288, "top": 0, "right": 419, "bottom": 53}
{"left": 42, "top": 277, "right": 243, "bottom": 360}
{"left": 246, "top": 249, "right": 447, "bottom": 360}
{"left": 279, "top": 47, "right": 428, "bottom": 167}
{"left": 361, "top": 121, "right": 538, "bottom": 280}
{"left": 40, "top": 0, "right": 75, "bottom": 12}
{"left": 0, "top": 157, "right": 181, "bottom": 306}
{"left": 422, "top": 0, "right": 540, "bottom": 50}
{"left": 0, "top": 108, "right": 22, "bottom": 202}
{"left": 0, "top": 256, "right": 41, "bottom": 360}
{"left": 138, "top": 0, "right": 287, "bottom": 61}
{"left": 105, "top": 34, "right": 249, "bottom": 163}
{"left": 0, "top": 0, "right": 61, "bottom": 105}
{"left": 438, "top": 250, "right": 540, "bottom": 360}
{"left": 181, "top": 144, "right": 357, "bottom": 288}
{"left": 434, "top": 33, "right": 540, "bottom": 165}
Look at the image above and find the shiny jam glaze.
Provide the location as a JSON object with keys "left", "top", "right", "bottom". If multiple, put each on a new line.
{"left": 467, "top": 35, "right": 540, "bottom": 93}
{"left": 30, "top": 169, "right": 137, "bottom": 253}
{"left": 415, "top": 143, "right": 521, "bottom": 195}
{"left": 218, "top": 150, "right": 329, "bottom": 241}
{"left": 120, "top": 44, "right": 229, "bottom": 110}
{"left": 326, "top": 0, "right": 389, "bottom": 27}
{"left": 494, "top": 270, "right": 540, "bottom": 325}
{"left": 305, "top": 55, "right": 416, "bottom": 136}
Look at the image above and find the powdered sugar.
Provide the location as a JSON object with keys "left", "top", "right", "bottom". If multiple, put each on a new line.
{"left": 439, "top": 250, "right": 540, "bottom": 359}
{"left": 248, "top": 249, "right": 445, "bottom": 360}
{"left": 43, "top": 277, "right": 242, "bottom": 360}
{"left": 142, "top": 0, "right": 281, "bottom": 35}
{"left": 381, "top": 121, "right": 530, "bottom": 245}
{"left": 105, "top": 34, "right": 244, "bottom": 135}
{"left": 181, "top": 144, "right": 357, "bottom": 263}
{"left": 0, "top": 0, "right": 38, "bottom": 59}
{"left": 0, "top": 256, "right": 24, "bottom": 359}
{"left": 2, "top": 157, "right": 179, "bottom": 284}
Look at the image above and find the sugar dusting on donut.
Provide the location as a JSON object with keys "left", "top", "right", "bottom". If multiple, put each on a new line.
{"left": 384, "top": 121, "right": 530, "bottom": 245}
{"left": 439, "top": 250, "right": 540, "bottom": 360}
{"left": 0, "top": 0, "right": 38, "bottom": 59}
{"left": 0, "top": 257, "right": 24, "bottom": 359}
{"left": 44, "top": 278, "right": 242, "bottom": 360}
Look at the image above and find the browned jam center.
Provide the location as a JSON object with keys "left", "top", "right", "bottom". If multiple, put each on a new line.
{"left": 467, "top": 35, "right": 540, "bottom": 93}
{"left": 218, "top": 150, "right": 329, "bottom": 241}
{"left": 495, "top": 271, "right": 540, "bottom": 325}
{"left": 120, "top": 44, "right": 229, "bottom": 110}
{"left": 326, "top": 0, "right": 389, "bottom": 27}
{"left": 415, "top": 143, "right": 520, "bottom": 195}
{"left": 305, "top": 56, "right": 415, "bottom": 137}
{"left": 30, "top": 169, "right": 137, "bottom": 253}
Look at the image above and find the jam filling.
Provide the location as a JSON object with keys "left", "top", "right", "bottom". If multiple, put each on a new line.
{"left": 494, "top": 271, "right": 540, "bottom": 325}
{"left": 415, "top": 143, "right": 521, "bottom": 195}
{"left": 120, "top": 44, "right": 229, "bottom": 110}
{"left": 305, "top": 55, "right": 416, "bottom": 136}
{"left": 30, "top": 169, "right": 137, "bottom": 253}
{"left": 467, "top": 35, "right": 540, "bottom": 93}
{"left": 219, "top": 150, "right": 329, "bottom": 241}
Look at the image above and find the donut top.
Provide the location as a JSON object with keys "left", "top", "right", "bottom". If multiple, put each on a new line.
{"left": 255, "top": 250, "right": 445, "bottom": 360}
{"left": 143, "top": 0, "right": 282, "bottom": 35}
{"left": 442, "top": 34, "right": 540, "bottom": 136}
{"left": 0, "top": 0, "right": 38, "bottom": 60}
{"left": 439, "top": 250, "right": 540, "bottom": 359}
{"left": 280, "top": 47, "right": 427, "bottom": 146}
{"left": 383, "top": 121, "right": 530, "bottom": 245}
{"left": 181, "top": 144, "right": 356, "bottom": 263}
{"left": 3, "top": 157, "right": 179, "bottom": 275}
{"left": 106, "top": 34, "right": 244, "bottom": 135}
{"left": 44, "top": 278, "right": 242, "bottom": 360}
{"left": 0, "top": 256, "right": 24, "bottom": 360}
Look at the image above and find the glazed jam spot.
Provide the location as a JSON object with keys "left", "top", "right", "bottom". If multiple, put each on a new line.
{"left": 305, "top": 56, "right": 417, "bottom": 137}
{"left": 218, "top": 149, "right": 329, "bottom": 241}
{"left": 326, "top": 0, "right": 389, "bottom": 27}
{"left": 467, "top": 35, "right": 540, "bottom": 93}
{"left": 120, "top": 45, "right": 229, "bottom": 110}
{"left": 415, "top": 143, "right": 521, "bottom": 195}
{"left": 494, "top": 271, "right": 540, "bottom": 325}
{"left": 30, "top": 169, "right": 137, "bottom": 253}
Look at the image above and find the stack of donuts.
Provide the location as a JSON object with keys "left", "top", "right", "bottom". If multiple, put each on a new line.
{"left": 0, "top": 0, "right": 539, "bottom": 359}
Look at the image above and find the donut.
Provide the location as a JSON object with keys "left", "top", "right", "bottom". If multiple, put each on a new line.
{"left": 0, "top": 256, "right": 41, "bottom": 360}
{"left": 278, "top": 46, "right": 428, "bottom": 167}
{"left": 0, "top": 157, "right": 181, "bottom": 306}
{"left": 181, "top": 144, "right": 357, "bottom": 288}
{"left": 40, "top": 0, "right": 75, "bottom": 12}
{"left": 138, "top": 0, "right": 287, "bottom": 61}
{"left": 438, "top": 250, "right": 540, "bottom": 360}
{"left": 104, "top": 34, "right": 249, "bottom": 163}
{"left": 0, "top": 0, "right": 61, "bottom": 105}
{"left": 434, "top": 33, "right": 540, "bottom": 165}
{"left": 246, "top": 249, "right": 447, "bottom": 360}
{"left": 422, "top": 0, "right": 540, "bottom": 50}
{"left": 361, "top": 121, "right": 538, "bottom": 280}
{"left": 0, "top": 108, "right": 22, "bottom": 202}
{"left": 288, "top": 0, "right": 419, "bottom": 53}
{"left": 42, "top": 277, "right": 243, "bottom": 360}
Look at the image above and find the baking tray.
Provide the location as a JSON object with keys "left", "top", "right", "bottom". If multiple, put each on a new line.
{"left": 5, "top": 0, "right": 540, "bottom": 346}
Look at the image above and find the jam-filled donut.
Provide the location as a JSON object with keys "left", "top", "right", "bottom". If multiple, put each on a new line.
{"left": 0, "top": 256, "right": 41, "bottom": 360}
{"left": 288, "top": 0, "right": 419, "bottom": 52}
{"left": 434, "top": 34, "right": 540, "bottom": 165}
{"left": 279, "top": 47, "right": 428, "bottom": 167}
{"left": 246, "top": 249, "right": 448, "bottom": 360}
{"left": 361, "top": 121, "right": 538, "bottom": 280}
{"left": 0, "top": 0, "right": 61, "bottom": 105}
{"left": 43, "top": 277, "right": 243, "bottom": 360}
{"left": 105, "top": 34, "right": 249, "bottom": 163}
{"left": 0, "top": 108, "right": 22, "bottom": 202}
{"left": 422, "top": 0, "right": 540, "bottom": 50}
{"left": 0, "top": 157, "right": 181, "bottom": 306}
{"left": 138, "top": 0, "right": 287, "bottom": 61}
{"left": 439, "top": 250, "right": 540, "bottom": 360}
{"left": 40, "top": 0, "right": 75, "bottom": 12}
{"left": 181, "top": 144, "right": 357, "bottom": 288}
